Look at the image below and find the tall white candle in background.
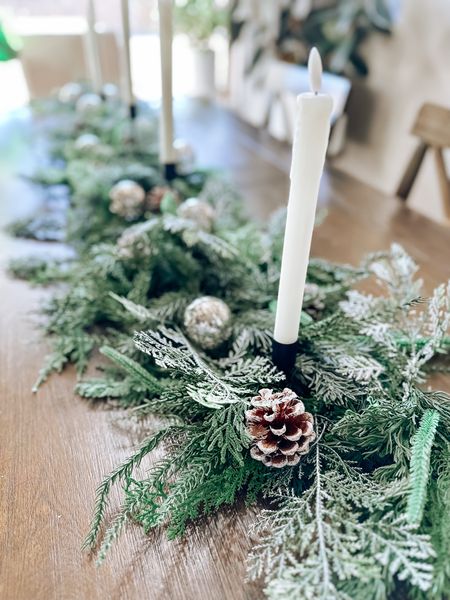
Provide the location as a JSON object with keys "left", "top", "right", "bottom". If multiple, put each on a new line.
{"left": 273, "top": 48, "right": 333, "bottom": 345}
{"left": 120, "top": 0, "right": 134, "bottom": 108}
{"left": 158, "top": 0, "right": 176, "bottom": 164}
{"left": 85, "top": 0, "right": 103, "bottom": 94}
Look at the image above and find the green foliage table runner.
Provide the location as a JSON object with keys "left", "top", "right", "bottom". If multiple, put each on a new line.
{"left": 5, "top": 89, "right": 450, "bottom": 600}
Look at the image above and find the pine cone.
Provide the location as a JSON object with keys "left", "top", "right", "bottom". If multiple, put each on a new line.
{"left": 246, "top": 388, "right": 315, "bottom": 468}
{"left": 146, "top": 186, "right": 178, "bottom": 213}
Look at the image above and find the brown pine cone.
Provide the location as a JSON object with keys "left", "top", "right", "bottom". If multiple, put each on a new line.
{"left": 246, "top": 388, "right": 315, "bottom": 468}
{"left": 146, "top": 186, "right": 178, "bottom": 213}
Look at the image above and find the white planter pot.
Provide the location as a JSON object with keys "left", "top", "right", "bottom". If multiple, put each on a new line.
{"left": 192, "top": 47, "right": 215, "bottom": 99}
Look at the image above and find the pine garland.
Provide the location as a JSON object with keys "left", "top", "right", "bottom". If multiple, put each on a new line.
{"left": 16, "top": 173, "right": 359, "bottom": 393}
{"left": 9, "top": 86, "right": 208, "bottom": 249}
{"left": 5, "top": 88, "right": 450, "bottom": 600}
{"left": 76, "top": 245, "right": 450, "bottom": 599}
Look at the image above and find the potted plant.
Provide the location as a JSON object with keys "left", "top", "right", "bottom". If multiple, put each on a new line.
{"left": 0, "top": 13, "right": 21, "bottom": 62}
{"left": 175, "top": 0, "right": 229, "bottom": 99}
{"left": 228, "top": 0, "right": 391, "bottom": 150}
{"left": 231, "top": 0, "right": 392, "bottom": 78}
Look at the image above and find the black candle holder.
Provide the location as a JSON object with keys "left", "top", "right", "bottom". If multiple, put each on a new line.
{"left": 272, "top": 339, "right": 298, "bottom": 376}
{"left": 163, "top": 162, "right": 177, "bottom": 182}
{"left": 129, "top": 103, "right": 137, "bottom": 120}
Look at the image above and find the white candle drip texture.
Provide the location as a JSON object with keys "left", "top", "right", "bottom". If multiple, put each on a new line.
{"left": 120, "top": 0, "right": 134, "bottom": 107}
{"left": 158, "top": 0, "right": 176, "bottom": 164}
{"left": 274, "top": 49, "right": 333, "bottom": 346}
{"left": 86, "top": 0, "right": 102, "bottom": 94}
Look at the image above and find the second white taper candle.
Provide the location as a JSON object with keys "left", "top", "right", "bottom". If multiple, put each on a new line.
{"left": 158, "top": 0, "right": 176, "bottom": 165}
{"left": 120, "top": 0, "right": 134, "bottom": 110}
{"left": 86, "top": 0, "right": 103, "bottom": 94}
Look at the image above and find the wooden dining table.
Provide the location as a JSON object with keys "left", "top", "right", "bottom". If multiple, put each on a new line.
{"left": 0, "top": 100, "right": 449, "bottom": 600}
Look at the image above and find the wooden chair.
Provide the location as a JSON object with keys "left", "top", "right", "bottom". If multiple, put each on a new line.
{"left": 397, "top": 103, "right": 450, "bottom": 218}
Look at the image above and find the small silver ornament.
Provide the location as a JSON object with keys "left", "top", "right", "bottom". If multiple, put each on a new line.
{"left": 109, "top": 180, "right": 146, "bottom": 220}
{"left": 184, "top": 296, "right": 232, "bottom": 349}
{"left": 174, "top": 138, "right": 196, "bottom": 174}
{"left": 102, "top": 83, "right": 120, "bottom": 101}
{"left": 116, "top": 221, "right": 154, "bottom": 259}
{"left": 76, "top": 93, "right": 102, "bottom": 115}
{"left": 73, "top": 133, "right": 101, "bottom": 152}
{"left": 177, "top": 197, "right": 215, "bottom": 231}
{"left": 58, "top": 82, "right": 83, "bottom": 104}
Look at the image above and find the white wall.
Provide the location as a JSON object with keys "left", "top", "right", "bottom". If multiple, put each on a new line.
{"left": 334, "top": 0, "right": 450, "bottom": 224}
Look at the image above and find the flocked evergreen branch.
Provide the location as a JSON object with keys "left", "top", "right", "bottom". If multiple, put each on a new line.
{"left": 134, "top": 326, "right": 283, "bottom": 409}
{"left": 248, "top": 439, "right": 436, "bottom": 600}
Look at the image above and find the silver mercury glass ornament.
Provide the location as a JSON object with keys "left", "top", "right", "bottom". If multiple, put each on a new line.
{"left": 183, "top": 296, "right": 232, "bottom": 350}
{"left": 174, "top": 138, "right": 196, "bottom": 174}
{"left": 109, "top": 180, "right": 146, "bottom": 220}
{"left": 177, "top": 197, "right": 215, "bottom": 231}
{"left": 102, "top": 83, "right": 120, "bottom": 102}
{"left": 73, "top": 133, "right": 101, "bottom": 152}
{"left": 58, "top": 82, "right": 83, "bottom": 104}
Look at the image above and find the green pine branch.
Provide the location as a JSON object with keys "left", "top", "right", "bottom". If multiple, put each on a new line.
{"left": 406, "top": 409, "right": 440, "bottom": 526}
{"left": 100, "top": 346, "right": 163, "bottom": 395}
{"left": 83, "top": 426, "right": 182, "bottom": 552}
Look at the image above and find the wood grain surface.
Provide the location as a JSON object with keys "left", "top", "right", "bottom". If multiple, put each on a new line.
{"left": 0, "top": 101, "right": 449, "bottom": 600}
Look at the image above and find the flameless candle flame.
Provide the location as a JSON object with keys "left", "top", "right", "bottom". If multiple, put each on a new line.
{"left": 308, "top": 47, "right": 322, "bottom": 94}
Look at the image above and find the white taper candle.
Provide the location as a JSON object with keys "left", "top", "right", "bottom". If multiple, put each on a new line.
{"left": 273, "top": 48, "right": 333, "bottom": 345}
{"left": 158, "top": 0, "right": 176, "bottom": 164}
{"left": 85, "top": 0, "right": 103, "bottom": 94}
{"left": 120, "top": 0, "right": 134, "bottom": 109}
